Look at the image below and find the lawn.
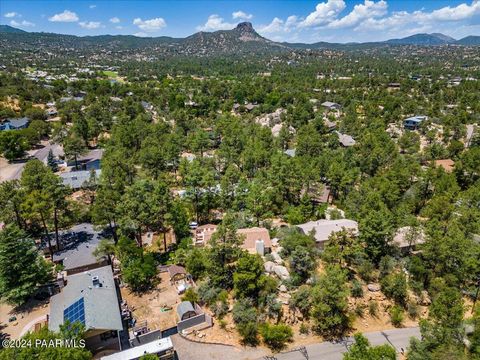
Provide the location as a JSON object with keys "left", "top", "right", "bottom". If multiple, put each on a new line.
{"left": 103, "top": 70, "right": 118, "bottom": 78}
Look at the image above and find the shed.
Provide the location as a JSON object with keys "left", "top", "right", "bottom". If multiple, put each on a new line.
{"left": 177, "top": 301, "right": 197, "bottom": 321}
{"left": 168, "top": 265, "right": 186, "bottom": 282}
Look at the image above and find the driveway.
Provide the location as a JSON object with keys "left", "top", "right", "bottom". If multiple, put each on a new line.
{"left": 171, "top": 327, "right": 420, "bottom": 360}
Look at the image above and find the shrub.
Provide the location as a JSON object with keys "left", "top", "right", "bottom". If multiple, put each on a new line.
{"left": 237, "top": 322, "right": 259, "bottom": 346}
{"left": 351, "top": 279, "right": 364, "bottom": 298}
{"left": 381, "top": 272, "right": 408, "bottom": 306}
{"left": 354, "top": 303, "right": 365, "bottom": 318}
{"left": 181, "top": 288, "right": 199, "bottom": 304}
{"left": 368, "top": 301, "right": 378, "bottom": 317}
{"left": 233, "top": 298, "right": 257, "bottom": 324}
{"left": 389, "top": 305, "right": 404, "bottom": 327}
{"left": 219, "top": 319, "right": 227, "bottom": 330}
{"left": 407, "top": 301, "right": 419, "bottom": 319}
{"left": 260, "top": 323, "right": 293, "bottom": 351}
{"left": 357, "top": 260, "right": 377, "bottom": 283}
{"left": 299, "top": 323, "right": 309, "bottom": 335}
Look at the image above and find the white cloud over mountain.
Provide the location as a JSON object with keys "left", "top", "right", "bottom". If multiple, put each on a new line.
{"left": 48, "top": 10, "right": 79, "bottom": 22}
{"left": 133, "top": 17, "right": 167, "bottom": 32}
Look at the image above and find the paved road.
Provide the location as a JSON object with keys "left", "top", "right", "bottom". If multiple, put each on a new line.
{"left": 172, "top": 327, "right": 420, "bottom": 360}
{"left": 275, "top": 327, "right": 420, "bottom": 360}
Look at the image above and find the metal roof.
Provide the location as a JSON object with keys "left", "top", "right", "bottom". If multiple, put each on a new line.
{"left": 100, "top": 337, "right": 173, "bottom": 360}
{"left": 59, "top": 169, "right": 101, "bottom": 189}
{"left": 49, "top": 265, "right": 123, "bottom": 332}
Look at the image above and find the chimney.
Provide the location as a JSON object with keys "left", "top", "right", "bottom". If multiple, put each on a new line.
{"left": 92, "top": 276, "right": 100, "bottom": 288}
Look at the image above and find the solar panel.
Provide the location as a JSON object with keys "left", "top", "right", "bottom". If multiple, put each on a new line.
{"left": 63, "top": 297, "right": 85, "bottom": 325}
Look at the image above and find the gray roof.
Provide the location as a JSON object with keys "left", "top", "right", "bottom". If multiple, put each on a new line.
{"left": 284, "top": 149, "right": 296, "bottom": 157}
{"left": 59, "top": 169, "right": 101, "bottom": 189}
{"left": 177, "top": 301, "right": 195, "bottom": 319}
{"left": 297, "top": 219, "right": 359, "bottom": 244}
{"left": 336, "top": 132, "right": 356, "bottom": 147}
{"left": 77, "top": 148, "right": 104, "bottom": 163}
{"left": 49, "top": 265, "right": 123, "bottom": 332}
{"left": 7, "top": 117, "right": 29, "bottom": 128}
{"left": 321, "top": 101, "right": 341, "bottom": 109}
{"left": 51, "top": 223, "right": 110, "bottom": 271}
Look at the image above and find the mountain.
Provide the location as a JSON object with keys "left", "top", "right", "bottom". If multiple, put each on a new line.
{"left": 1, "top": 24, "right": 479, "bottom": 57}
{"left": 0, "top": 25, "right": 26, "bottom": 33}
{"left": 385, "top": 33, "right": 456, "bottom": 45}
{"left": 456, "top": 36, "right": 480, "bottom": 45}
{"left": 181, "top": 22, "right": 286, "bottom": 55}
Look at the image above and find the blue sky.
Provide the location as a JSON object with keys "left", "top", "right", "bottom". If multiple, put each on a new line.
{"left": 2, "top": 1, "right": 480, "bottom": 43}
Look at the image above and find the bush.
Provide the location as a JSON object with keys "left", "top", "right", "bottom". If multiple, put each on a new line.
{"left": 351, "top": 279, "right": 364, "bottom": 298}
{"left": 237, "top": 322, "right": 259, "bottom": 346}
{"left": 219, "top": 319, "right": 227, "bottom": 330}
{"left": 233, "top": 298, "right": 257, "bottom": 324}
{"left": 181, "top": 288, "right": 199, "bottom": 304}
{"left": 368, "top": 301, "right": 378, "bottom": 317}
{"left": 197, "top": 282, "right": 222, "bottom": 306}
{"left": 354, "top": 304, "right": 365, "bottom": 318}
{"left": 357, "top": 260, "right": 377, "bottom": 283}
{"left": 381, "top": 272, "right": 408, "bottom": 306}
{"left": 299, "top": 323, "right": 309, "bottom": 335}
{"left": 407, "top": 301, "right": 419, "bottom": 319}
{"left": 260, "top": 323, "right": 293, "bottom": 351}
{"left": 389, "top": 305, "right": 404, "bottom": 327}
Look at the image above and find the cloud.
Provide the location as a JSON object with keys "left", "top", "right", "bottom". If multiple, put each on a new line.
{"left": 48, "top": 10, "right": 79, "bottom": 22}
{"left": 89, "top": 5, "right": 96, "bottom": 9}
{"left": 4, "top": 12, "right": 19, "bottom": 18}
{"left": 133, "top": 17, "right": 166, "bottom": 32}
{"left": 79, "top": 21, "right": 101, "bottom": 29}
{"left": 197, "top": 14, "right": 236, "bottom": 31}
{"left": 115, "top": 25, "right": 123, "bottom": 30}
{"left": 232, "top": 11, "right": 253, "bottom": 20}
{"left": 134, "top": 32, "right": 149, "bottom": 37}
{"left": 328, "top": 0, "right": 387, "bottom": 29}
{"left": 299, "top": 0, "right": 346, "bottom": 27}
{"left": 355, "top": 1, "right": 480, "bottom": 33}
{"left": 258, "top": 15, "right": 298, "bottom": 35}
{"left": 10, "top": 19, "right": 35, "bottom": 27}
{"left": 109, "top": 17, "right": 120, "bottom": 23}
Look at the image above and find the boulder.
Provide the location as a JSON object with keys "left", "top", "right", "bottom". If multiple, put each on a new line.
{"left": 264, "top": 261, "right": 276, "bottom": 273}
{"left": 273, "top": 265, "right": 290, "bottom": 280}
{"left": 279, "top": 284, "right": 288, "bottom": 293}
{"left": 367, "top": 283, "right": 381, "bottom": 292}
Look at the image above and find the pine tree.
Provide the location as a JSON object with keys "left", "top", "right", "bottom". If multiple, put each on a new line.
{"left": 47, "top": 148, "right": 58, "bottom": 172}
{"left": 0, "top": 225, "right": 52, "bottom": 305}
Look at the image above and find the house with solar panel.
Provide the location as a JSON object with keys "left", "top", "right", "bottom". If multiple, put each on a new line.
{"left": 404, "top": 115, "right": 427, "bottom": 130}
{"left": 48, "top": 265, "right": 124, "bottom": 352}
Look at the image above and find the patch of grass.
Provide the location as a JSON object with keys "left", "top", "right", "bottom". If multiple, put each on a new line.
{"left": 103, "top": 70, "right": 118, "bottom": 78}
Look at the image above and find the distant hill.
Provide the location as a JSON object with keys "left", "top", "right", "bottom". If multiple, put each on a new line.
{"left": 385, "top": 33, "right": 456, "bottom": 45}
{"left": 0, "top": 24, "right": 26, "bottom": 33}
{"left": 1, "top": 23, "right": 479, "bottom": 56}
{"left": 456, "top": 36, "right": 480, "bottom": 46}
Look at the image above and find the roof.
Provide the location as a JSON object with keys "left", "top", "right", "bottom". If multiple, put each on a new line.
{"left": 101, "top": 337, "right": 173, "bottom": 360}
{"left": 168, "top": 265, "right": 186, "bottom": 279}
{"left": 297, "top": 219, "right": 359, "bottom": 244}
{"left": 177, "top": 301, "right": 195, "bottom": 319}
{"left": 404, "top": 115, "right": 427, "bottom": 123}
{"left": 284, "top": 149, "right": 296, "bottom": 157}
{"left": 59, "top": 169, "right": 101, "bottom": 189}
{"left": 237, "top": 227, "right": 272, "bottom": 251}
{"left": 77, "top": 148, "right": 104, "bottom": 163}
{"left": 434, "top": 159, "right": 455, "bottom": 173}
{"left": 392, "top": 226, "right": 426, "bottom": 248}
{"left": 49, "top": 266, "right": 123, "bottom": 332}
{"left": 336, "top": 131, "right": 356, "bottom": 146}
{"left": 51, "top": 223, "right": 109, "bottom": 271}
{"left": 321, "top": 101, "right": 340, "bottom": 108}
{"left": 7, "top": 117, "right": 29, "bottom": 128}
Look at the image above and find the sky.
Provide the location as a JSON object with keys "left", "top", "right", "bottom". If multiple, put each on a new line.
{"left": 1, "top": 0, "right": 480, "bottom": 43}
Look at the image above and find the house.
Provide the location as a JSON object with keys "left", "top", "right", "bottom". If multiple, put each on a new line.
{"left": 176, "top": 301, "right": 197, "bottom": 321}
{"left": 194, "top": 224, "right": 217, "bottom": 246}
{"left": 404, "top": 115, "right": 427, "bottom": 130}
{"left": 392, "top": 226, "right": 425, "bottom": 251}
{"left": 49, "top": 266, "right": 123, "bottom": 352}
{"left": 100, "top": 337, "right": 174, "bottom": 360}
{"left": 304, "top": 183, "right": 331, "bottom": 204}
{"left": 67, "top": 149, "right": 104, "bottom": 170}
{"left": 50, "top": 223, "right": 111, "bottom": 274}
{"left": 336, "top": 131, "right": 356, "bottom": 147}
{"left": 284, "top": 149, "right": 296, "bottom": 157}
{"left": 321, "top": 101, "right": 341, "bottom": 111}
{"left": 434, "top": 159, "right": 455, "bottom": 173}
{"left": 296, "top": 219, "right": 359, "bottom": 249}
{"left": 0, "top": 117, "right": 29, "bottom": 131}
{"left": 237, "top": 227, "right": 272, "bottom": 255}
{"left": 168, "top": 265, "right": 187, "bottom": 283}
{"left": 59, "top": 169, "right": 101, "bottom": 190}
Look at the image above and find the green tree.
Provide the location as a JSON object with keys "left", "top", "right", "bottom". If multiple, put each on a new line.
{"left": 47, "top": 148, "right": 58, "bottom": 172}
{"left": 343, "top": 333, "right": 396, "bottom": 360}
{"left": 311, "top": 265, "right": 351, "bottom": 338}
{"left": 63, "top": 134, "right": 87, "bottom": 170}
{"left": 0, "top": 131, "right": 28, "bottom": 160}
{"left": 233, "top": 252, "right": 266, "bottom": 300}
{"left": 0, "top": 225, "right": 52, "bottom": 305}
{"left": 259, "top": 323, "right": 293, "bottom": 351}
